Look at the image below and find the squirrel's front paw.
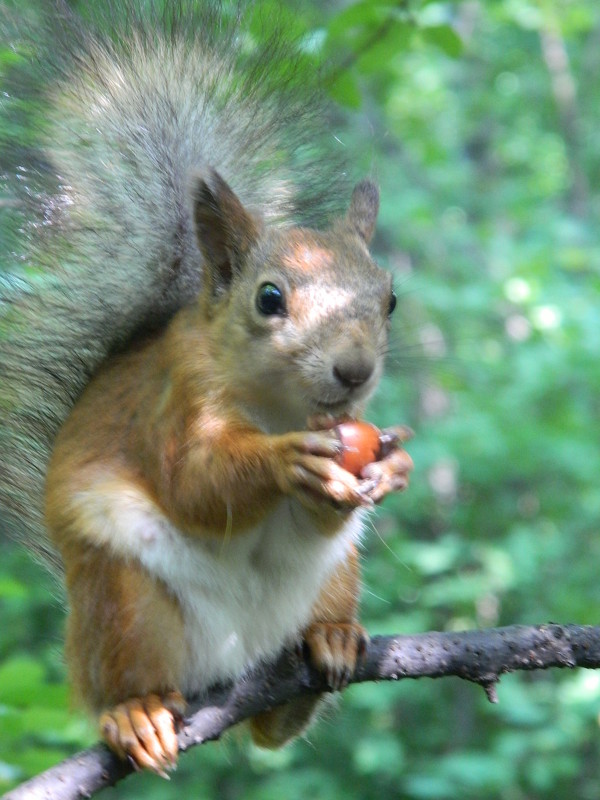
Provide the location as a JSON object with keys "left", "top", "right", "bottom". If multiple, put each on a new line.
{"left": 304, "top": 621, "right": 368, "bottom": 690}
{"left": 100, "top": 691, "right": 186, "bottom": 777}
{"left": 276, "top": 431, "right": 372, "bottom": 511}
{"left": 359, "top": 439, "right": 413, "bottom": 504}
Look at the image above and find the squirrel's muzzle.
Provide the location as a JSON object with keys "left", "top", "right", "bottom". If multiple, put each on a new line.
{"left": 332, "top": 350, "right": 375, "bottom": 390}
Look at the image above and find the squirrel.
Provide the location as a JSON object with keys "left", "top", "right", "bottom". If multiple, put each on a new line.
{"left": 0, "top": 0, "right": 413, "bottom": 776}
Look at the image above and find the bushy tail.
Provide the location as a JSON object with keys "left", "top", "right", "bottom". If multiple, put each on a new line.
{"left": 0, "top": 0, "right": 348, "bottom": 567}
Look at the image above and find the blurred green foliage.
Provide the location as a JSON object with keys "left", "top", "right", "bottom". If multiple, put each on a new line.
{"left": 1, "top": 0, "right": 599, "bottom": 797}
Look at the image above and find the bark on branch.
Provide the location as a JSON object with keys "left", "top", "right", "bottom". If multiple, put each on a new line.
{"left": 4, "top": 623, "right": 600, "bottom": 800}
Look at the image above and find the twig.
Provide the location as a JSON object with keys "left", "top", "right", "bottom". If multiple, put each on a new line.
{"left": 4, "top": 623, "right": 600, "bottom": 800}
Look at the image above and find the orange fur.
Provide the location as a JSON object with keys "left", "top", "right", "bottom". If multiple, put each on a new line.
{"left": 60, "top": 540, "right": 185, "bottom": 713}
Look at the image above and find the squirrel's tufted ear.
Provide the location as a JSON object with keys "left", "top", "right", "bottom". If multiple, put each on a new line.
{"left": 192, "top": 170, "right": 260, "bottom": 297}
{"left": 346, "top": 180, "right": 379, "bottom": 245}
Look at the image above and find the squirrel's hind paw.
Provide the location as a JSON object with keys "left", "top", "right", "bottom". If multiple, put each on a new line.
{"left": 304, "top": 621, "right": 368, "bottom": 691}
{"left": 100, "top": 691, "right": 185, "bottom": 777}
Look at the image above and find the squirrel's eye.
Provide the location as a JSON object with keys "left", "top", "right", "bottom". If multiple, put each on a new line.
{"left": 388, "top": 290, "right": 397, "bottom": 317}
{"left": 256, "top": 282, "right": 285, "bottom": 316}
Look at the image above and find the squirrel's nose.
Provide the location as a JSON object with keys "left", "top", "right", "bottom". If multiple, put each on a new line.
{"left": 333, "top": 353, "right": 375, "bottom": 389}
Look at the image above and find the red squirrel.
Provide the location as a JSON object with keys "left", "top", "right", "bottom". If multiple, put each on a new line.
{"left": 46, "top": 173, "right": 412, "bottom": 773}
{"left": 1, "top": 2, "right": 413, "bottom": 776}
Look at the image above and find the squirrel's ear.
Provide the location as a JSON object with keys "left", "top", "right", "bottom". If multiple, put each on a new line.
{"left": 346, "top": 180, "right": 379, "bottom": 245}
{"left": 192, "top": 170, "right": 259, "bottom": 295}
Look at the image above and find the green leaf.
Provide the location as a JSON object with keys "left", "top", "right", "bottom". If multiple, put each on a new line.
{"left": 328, "top": 70, "right": 362, "bottom": 109}
{"left": 421, "top": 24, "right": 463, "bottom": 57}
{"left": 0, "top": 657, "right": 67, "bottom": 708}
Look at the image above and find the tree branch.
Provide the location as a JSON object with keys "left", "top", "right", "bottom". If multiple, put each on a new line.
{"left": 4, "top": 623, "right": 600, "bottom": 800}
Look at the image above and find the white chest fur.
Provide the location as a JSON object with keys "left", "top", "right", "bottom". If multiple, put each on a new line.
{"left": 128, "top": 498, "right": 363, "bottom": 694}
{"left": 176, "top": 501, "right": 360, "bottom": 691}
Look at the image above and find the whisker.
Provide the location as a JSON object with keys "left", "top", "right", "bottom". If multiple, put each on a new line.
{"left": 363, "top": 513, "right": 412, "bottom": 570}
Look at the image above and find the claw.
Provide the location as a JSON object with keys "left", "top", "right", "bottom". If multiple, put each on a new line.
{"left": 360, "top": 447, "right": 413, "bottom": 504}
{"left": 304, "top": 622, "right": 369, "bottom": 691}
{"left": 99, "top": 691, "right": 185, "bottom": 776}
{"left": 279, "top": 431, "right": 374, "bottom": 511}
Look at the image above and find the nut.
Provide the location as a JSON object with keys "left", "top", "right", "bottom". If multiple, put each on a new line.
{"left": 335, "top": 421, "right": 383, "bottom": 476}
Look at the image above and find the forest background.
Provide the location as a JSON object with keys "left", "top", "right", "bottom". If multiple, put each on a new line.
{"left": 1, "top": 0, "right": 599, "bottom": 798}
